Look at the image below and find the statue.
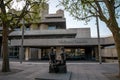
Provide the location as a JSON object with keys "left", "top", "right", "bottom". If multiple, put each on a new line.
{"left": 48, "top": 47, "right": 57, "bottom": 73}
{"left": 60, "top": 47, "right": 66, "bottom": 65}
{"left": 48, "top": 47, "right": 56, "bottom": 64}
{"left": 48, "top": 47, "right": 67, "bottom": 73}
{"left": 58, "top": 47, "right": 67, "bottom": 73}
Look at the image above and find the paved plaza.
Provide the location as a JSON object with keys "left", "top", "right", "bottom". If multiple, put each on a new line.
{"left": 0, "top": 61, "right": 119, "bottom": 80}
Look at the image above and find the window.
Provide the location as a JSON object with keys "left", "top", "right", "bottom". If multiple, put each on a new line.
{"left": 14, "top": 28, "right": 20, "bottom": 31}
{"left": 9, "top": 47, "right": 19, "bottom": 58}
{"left": 48, "top": 26, "right": 56, "bottom": 30}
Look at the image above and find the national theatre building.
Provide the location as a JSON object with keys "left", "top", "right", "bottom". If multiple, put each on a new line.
{"left": 0, "top": 4, "right": 118, "bottom": 62}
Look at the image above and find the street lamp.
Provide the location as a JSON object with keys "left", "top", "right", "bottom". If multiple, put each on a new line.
{"left": 20, "top": 18, "right": 25, "bottom": 64}
{"left": 96, "top": 12, "right": 102, "bottom": 64}
{"left": 81, "top": 0, "right": 102, "bottom": 64}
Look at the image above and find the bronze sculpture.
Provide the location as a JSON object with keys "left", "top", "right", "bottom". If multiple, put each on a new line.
{"left": 48, "top": 47, "right": 67, "bottom": 73}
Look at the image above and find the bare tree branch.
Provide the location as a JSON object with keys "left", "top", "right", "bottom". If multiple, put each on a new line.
{"left": 7, "top": 1, "right": 29, "bottom": 33}
{"left": 15, "top": 1, "right": 29, "bottom": 26}
{"left": 5, "top": 0, "right": 12, "bottom": 6}
{"left": 75, "top": 15, "right": 96, "bottom": 20}
{"left": 87, "top": 1, "right": 98, "bottom": 12}
{"left": 94, "top": 0, "right": 108, "bottom": 22}
{"left": 115, "top": 4, "right": 120, "bottom": 9}
{"left": 103, "top": 0, "right": 115, "bottom": 19}
{"left": 89, "top": 10, "right": 96, "bottom": 16}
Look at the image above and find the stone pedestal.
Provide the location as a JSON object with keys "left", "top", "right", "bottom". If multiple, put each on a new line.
{"left": 57, "top": 65, "right": 67, "bottom": 73}
{"left": 35, "top": 71, "right": 71, "bottom": 80}
{"left": 49, "top": 63, "right": 67, "bottom": 73}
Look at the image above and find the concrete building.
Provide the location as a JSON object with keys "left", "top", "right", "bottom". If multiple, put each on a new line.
{"left": 0, "top": 4, "right": 118, "bottom": 62}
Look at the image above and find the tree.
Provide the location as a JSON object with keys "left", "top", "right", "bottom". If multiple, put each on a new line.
{"left": 0, "top": 0, "right": 48, "bottom": 72}
{"left": 60, "top": 0, "right": 120, "bottom": 76}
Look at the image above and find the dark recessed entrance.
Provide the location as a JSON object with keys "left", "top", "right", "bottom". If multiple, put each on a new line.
{"left": 39, "top": 46, "right": 96, "bottom": 61}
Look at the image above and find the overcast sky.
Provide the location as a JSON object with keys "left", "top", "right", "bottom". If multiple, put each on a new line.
{"left": 48, "top": 0, "right": 120, "bottom": 37}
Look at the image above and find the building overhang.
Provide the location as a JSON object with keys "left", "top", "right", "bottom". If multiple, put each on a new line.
{"left": 10, "top": 38, "right": 114, "bottom": 47}
{"left": 9, "top": 29, "right": 77, "bottom": 37}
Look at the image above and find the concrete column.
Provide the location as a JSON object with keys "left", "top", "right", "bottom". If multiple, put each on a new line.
{"left": 25, "top": 47, "right": 30, "bottom": 61}
{"left": 40, "top": 3, "right": 49, "bottom": 19}
{"left": 39, "top": 24, "right": 48, "bottom": 30}
{"left": 91, "top": 48, "right": 95, "bottom": 60}
{"left": 42, "top": 49, "right": 45, "bottom": 57}
{"left": 0, "top": 46, "right": 2, "bottom": 57}
{"left": 19, "top": 47, "right": 25, "bottom": 60}
{"left": 29, "top": 48, "right": 32, "bottom": 59}
{"left": 101, "top": 47, "right": 104, "bottom": 57}
{"left": 30, "top": 24, "right": 38, "bottom": 30}
{"left": 94, "top": 46, "right": 99, "bottom": 61}
{"left": 19, "top": 47, "right": 21, "bottom": 59}
{"left": 38, "top": 49, "right": 42, "bottom": 59}
{"left": 75, "top": 49, "right": 77, "bottom": 55}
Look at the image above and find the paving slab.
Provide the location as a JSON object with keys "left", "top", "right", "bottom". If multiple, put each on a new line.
{"left": 35, "top": 72, "right": 72, "bottom": 80}
{"left": 0, "top": 61, "right": 119, "bottom": 80}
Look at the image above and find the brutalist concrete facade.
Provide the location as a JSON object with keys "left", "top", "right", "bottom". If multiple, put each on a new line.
{"left": 0, "top": 4, "right": 117, "bottom": 62}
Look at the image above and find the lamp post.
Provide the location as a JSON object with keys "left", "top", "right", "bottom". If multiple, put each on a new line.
{"left": 81, "top": 0, "right": 102, "bottom": 64}
{"left": 96, "top": 13, "right": 102, "bottom": 64}
{"left": 20, "top": 19, "right": 25, "bottom": 64}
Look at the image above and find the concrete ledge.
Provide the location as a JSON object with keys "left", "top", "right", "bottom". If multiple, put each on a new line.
{"left": 35, "top": 72, "right": 72, "bottom": 80}
{"left": 105, "top": 59, "right": 118, "bottom": 63}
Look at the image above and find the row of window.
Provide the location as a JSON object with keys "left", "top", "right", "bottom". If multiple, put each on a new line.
{"left": 10, "top": 35, "right": 75, "bottom": 39}
{"left": 14, "top": 26, "right": 57, "bottom": 31}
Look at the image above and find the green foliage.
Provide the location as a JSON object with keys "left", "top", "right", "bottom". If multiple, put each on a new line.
{"left": 29, "top": 1, "right": 48, "bottom": 23}
{"left": 0, "top": 0, "right": 48, "bottom": 32}
{"left": 60, "top": 0, "right": 120, "bottom": 23}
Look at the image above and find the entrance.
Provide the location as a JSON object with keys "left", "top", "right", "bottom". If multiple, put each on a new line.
{"left": 85, "top": 47, "right": 95, "bottom": 61}
{"left": 40, "top": 46, "right": 95, "bottom": 61}
{"left": 65, "top": 48, "right": 85, "bottom": 60}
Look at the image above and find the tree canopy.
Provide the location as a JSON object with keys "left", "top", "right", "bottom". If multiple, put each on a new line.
{"left": 0, "top": 0, "right": 48, "bottom": 32}
{"left": 60, "top": 0, "right": 120, "bottom": 24}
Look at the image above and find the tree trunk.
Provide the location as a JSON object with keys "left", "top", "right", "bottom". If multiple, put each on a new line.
{"left": 1, "top": 24, "right": 10, "bottom": 72}
{"left": 116, "top": 43, "right": 120, "bottom": 77}
{"left": 105, "top": 15, "right": 120, "bottom": 76}
{"left": 113, "top": 33, "right": 120, "bottom": 77}
{"left": 0, "top": 0, "right": 10, "bottom": 72}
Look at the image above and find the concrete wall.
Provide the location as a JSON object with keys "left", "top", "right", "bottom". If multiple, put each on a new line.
{"left": 39, "top": 24, "right": 48, "bottom": 30}
{"left": 101, "top": 47, "right": 118, "bottom": 62}
{"left": 10, "top": 28, "right": 91, "bottom": 38}
{"left": 11, "top": 38, "right": 105, "bottom": 47}
{"left": 101, "top": 47, "right": 117, "bottom": 57}
{"left": 56, "top": 9, "right": 64, "bottom": 18}
{"left": 30, "top": 24, "right": 38, "bottom": 30}
{"left": 104, "top": 36, "right": 114, "bottom": 45}
{"left": 76, "top": 28, "right": 91, "bottom": 38}
{"left": 40, "top": 3, "right": 49, "bottom": 19}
